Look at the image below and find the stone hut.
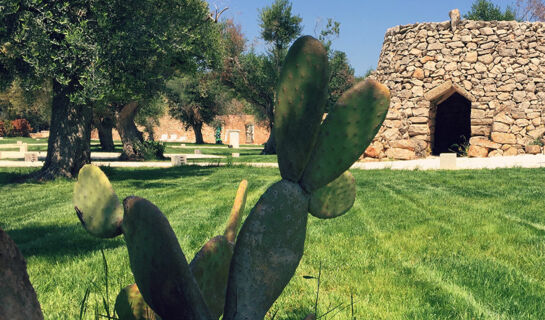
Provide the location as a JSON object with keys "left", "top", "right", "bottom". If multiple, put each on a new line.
{"left": 365, "top": 10, "right": 545, "bottom": 160}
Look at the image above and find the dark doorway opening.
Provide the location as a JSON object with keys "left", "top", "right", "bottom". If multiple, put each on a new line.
{"left": 432, "top": 92, "right": 471, "bottom": 155}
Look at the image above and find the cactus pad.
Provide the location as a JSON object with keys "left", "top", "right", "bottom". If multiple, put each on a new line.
{"left": 73, "top": 164, "right": 123, "bottom": 238}
{"left": 121, "top": 196, "right": 211, "bottom": 320}
{"left": 224, "top": 180, "right": 309, "bottom": 320}
{"left": 275, "top": 35, "right": 328, "bottom": 182}
{"left": 301, "top": 79, "right": 390, "bottom": 191}
{"left": 309, "top": 171, "right": 356, "bottom": 219}
{"left": 114, "top": 283, "right": 159, "bottom": 320}
{"left": 189, "top": 236, "right": 233, "bottom": 319}
{"left": 224, "top": 180, "right": 249, "bottom": 244}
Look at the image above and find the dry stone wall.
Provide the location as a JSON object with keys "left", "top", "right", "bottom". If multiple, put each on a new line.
{"left": 367, "top": 14, "right": 545, "bottom": 160}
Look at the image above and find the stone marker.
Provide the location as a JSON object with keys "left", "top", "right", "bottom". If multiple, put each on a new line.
{"left": 20, "top": 143, "right": 28, "bottom": 153}
{"left": 525, "top": 145, "right": 541, "bottom": 154}
{"left": 194, "top": 149, "right": 202, "bottom": 154}
{"left": 17, "top": 141, "right": 22, "bottom": 145}
{"left": 440, "top": 153, "right": 457, "bottom": 170}
{"left": 24, "top": 152, "right": 38, "bottom": 162}
{"left": 232, "top": 153, "right": 240, "bottom": 158}
{"left": 181, "top": 143, "right": 186, "bottom": 147}
{"left": 171, "top": 155, "right": 187, "bottom": 166}
{"left": 229, "top": 130, "right": 240, "bottom": 148}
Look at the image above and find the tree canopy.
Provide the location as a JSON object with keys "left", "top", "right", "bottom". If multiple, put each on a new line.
{"left": 464, "top": 0, "right": 517, "bottom": 21}
{"left": 0, "top": 0, "right": 222, "bottom": 178}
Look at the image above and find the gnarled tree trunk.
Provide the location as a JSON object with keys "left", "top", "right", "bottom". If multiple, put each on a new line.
{"left": 261, "top": 122, "right": 276, "bottom": 155}
{"left": 116, "top": 102, "right": 144, "bottom": 160}
{"left": 93, "top": 113, "right": 115, "bottom": 152}
{"left": 192, "top": 122, "right": 204, "bottom": 144}
{"left": 31, "top": 80, "right": 92, "bottom": 180}
{"left": 0, "top": 227, "right": 44, "bottom": 319}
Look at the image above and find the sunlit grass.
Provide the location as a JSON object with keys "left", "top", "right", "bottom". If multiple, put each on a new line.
{"left": 2, "top": 167, "right": 545, "bottom": 319}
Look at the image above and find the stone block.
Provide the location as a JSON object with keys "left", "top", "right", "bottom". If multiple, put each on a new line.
{"left": 491, "top": 132, "right": 516, "bottom": 144}
{"left": 492, "top": 122, "right": 509, "bottom": 133}
{"left": 465, "top": 51, "right": 478, "bottom": 63}
{"left": 467, "top": 145, "right": 489, "bottom": 158}
{"left": 493, "top": 113, "right": 514, "bottom": 124}
{"left": 472, "top": 126, "right": 491, "bottom": 136}
{"left": 471, "top": 109, "right": 485, "bottom": 119}
{"left": 528, "top": 128, "right": 545, "bottom": 139}
{"left": 409, "top": 117, "right": 428, "bottom": 124}
{"left": 469, "top": 137, "right": 501, "bottom": 149}
{"left": 408, "top": 125, "right": 430, "bottom": 136}
{"left": 504, "top": 147, "right": 519, "bottom": 156}
{"left": 412, "top": 68, "right": 424, "bottom": 79}
{"left": 390, "top": 139, "right": 416, "bottom": 151}
{"left": 383, "top": 128, "right": 401, "bottom": 141}
{"left": 24, "top": 152, "right": 38, "bottom": 162}
{"left": 440, "top": 153, "right": 457, "bottom": 170}
{"left": 385, "top": 148, "right": 416, "bottom": 160}
{"left": 232, "top": 153, "right": 240, "bottom": 157}
{"left": 488, "top": 150, "right": 503, "bottom": 157}
{"left": 525, "top": 144, "right": 541, "bottom": 154}
{"left": 171, "top": 155, "right": 187, "bottom": 166}
{"left": 364, "top": 143, "right": 383, "bottom": 158}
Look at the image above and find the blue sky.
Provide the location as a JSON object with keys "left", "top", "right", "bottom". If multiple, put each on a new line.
{"left": 206, "top": 0, "right": 518, "bottom": 76}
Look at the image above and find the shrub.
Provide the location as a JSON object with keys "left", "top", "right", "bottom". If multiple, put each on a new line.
{"left": 0, "top": 121, "right": 6, "bottom": 137}
{"left": 10, "top": 119, "right": 33, "bottom": 137}
{"left": 136, "top": 140, "right": 166, "bottom": 160}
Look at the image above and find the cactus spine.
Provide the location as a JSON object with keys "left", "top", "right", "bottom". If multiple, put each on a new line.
{"left": 74, "top": 35, "right": 390, "bottom": 320}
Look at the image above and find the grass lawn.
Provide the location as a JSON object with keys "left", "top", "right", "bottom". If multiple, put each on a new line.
{"left": 0, "top": 138, "right": 275, "bottom": 163}
{"left": 2, "top": 166, "right": 545, "bottom": 319}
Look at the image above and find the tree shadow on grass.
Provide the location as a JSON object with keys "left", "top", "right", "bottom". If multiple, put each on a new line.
{"left": 5, "top": 224, "right": 125, "bottom": 260}
{"left": 103, "top": 165, "right": 218, "bottom": 182}
{"left": 0, "top": 168, "right": 44, "bottom": 185}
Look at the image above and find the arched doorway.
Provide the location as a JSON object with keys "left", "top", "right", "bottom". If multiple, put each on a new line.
{"left": 432, "top": 92, "right": 471, "bottom": 155}
{"left": 424, "top": 81, "right": 474, "bottom": 156}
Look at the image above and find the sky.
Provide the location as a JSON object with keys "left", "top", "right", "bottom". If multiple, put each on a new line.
{"left": 206, "top": 0, "right": 518, "bottom": 76}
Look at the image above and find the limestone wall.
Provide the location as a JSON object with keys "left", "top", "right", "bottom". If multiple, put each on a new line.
{"left": 367, "top": 18, "right": 545, "bottom": 160}
{"left": 91, "top": 114, "right": 270, "bottom": 145}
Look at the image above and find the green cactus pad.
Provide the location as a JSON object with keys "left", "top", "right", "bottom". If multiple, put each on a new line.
{"left": 309, "top": 171, "right": 356, "bottom": 219}
{"left": 73, "top": 164, "right": 123, "bottom": 238}
{"left": 275, "top": 35, "right": 328, "bottom": 182}
{"left": 121, "top": 197, "right": 211, "bottom": 320}
{"left": 224, "top": 180, "right": 309, "bottom": 320}
{"left": 301, "top": 79, "right": 390, "bottom": 191}
{"left": 224, "top": 179, "right": 249, "bottom": 244}
{"left": 114, "top": 283, "right": 160, "bottom": 320}
{"left": 189, "top": 235, "right": 234, "bottom": 319}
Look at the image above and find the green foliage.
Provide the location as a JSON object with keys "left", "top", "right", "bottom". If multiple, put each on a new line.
{"left": 327, "top": 51, "right": 355, "bottom": 112}
{"left": 317, "top": 18, "right": 341, "bottom": 53}
{"left": 259, "top": 0, "right": 302, "bottom": 54}
{"left": 531, "top": 137, "right": 544, "bottom": 146}
{"left": 224, "top": 50, "right": 277, "bottom": 124}
{"left": 0, "top": 79, "right": 51, "bottom": 131}
{"left": 464, "top": 0, "right": 517, "bottom": 21}
{"left": 135, "top": 141, "right": 166, "bottom": 160}
{"left": 166, "top": 75, "right": 225, "bottom": 130}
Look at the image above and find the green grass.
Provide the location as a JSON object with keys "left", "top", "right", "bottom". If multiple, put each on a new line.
{"left": 0, "top": 138, "right": 275, "bottom": 163}
{"left": 2, "top": 167, "right": 545, "bottom": 319}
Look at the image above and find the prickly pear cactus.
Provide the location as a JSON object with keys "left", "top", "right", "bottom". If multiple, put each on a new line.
{"left": 115, "top": 283, "right": 160, "bottom": 320}
{"left": 223, "top": 36, "right": 390, "bottom": 320}
{"left": 74, "top": 35, "right": 389, "bottom": 320}
{"left": 73, "top": 165, "right": 123, "bottom": 238}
